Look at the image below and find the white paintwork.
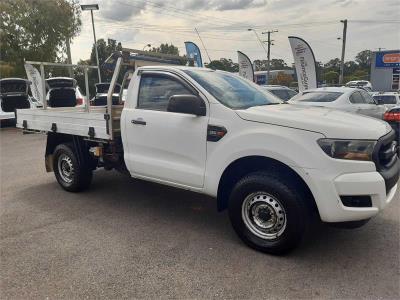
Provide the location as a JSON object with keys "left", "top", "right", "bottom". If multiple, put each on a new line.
{"left": 18, "top": 65, "right": 398, "bottom": 223}
{"left": 16, "top": 106, "right": 122, "bottom": 140}
{"left": 289, "top": 87, "right": 387, "bottom": 120}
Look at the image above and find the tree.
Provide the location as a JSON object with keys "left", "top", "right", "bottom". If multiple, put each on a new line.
{"left": 89, "top": 38, "right": 123, "bottom": 83}
{"left": 206, "top": 58, "right": 238, "bottom": 72}
{"left": 254, "top": 59, "right": 290, "bottom": 71}
{"left": 150, "top": 43, "right": 179, "bottom": 56}
{"left": 324, "top": 58, "right": 341, "bottom": 72}
{"left": 355, "top": 50, "right": 372, "bottom": 70}
{"left": 0, "top": 0, "right": 81, "bottom": 77}
{"left": 324, "top": 71, "right": 339, "bottom": 84}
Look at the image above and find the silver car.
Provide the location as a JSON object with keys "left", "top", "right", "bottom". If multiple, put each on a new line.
{"left": 289, "top": 87, "right": 387, "bottom": 119}
{"left": 260, "top": 85, "right": 298, "bottom": 101}
{"left": 373, "top": 92, "right": 400, "bottom": 110}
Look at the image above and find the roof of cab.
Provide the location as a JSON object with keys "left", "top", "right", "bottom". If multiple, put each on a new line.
{"left": 302, "top": 86, "right": 359, "bottom": 94}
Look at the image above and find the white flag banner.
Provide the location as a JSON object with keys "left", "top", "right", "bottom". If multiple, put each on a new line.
{"left": 288, "top": 36, "right": 317, "bottom": 92}
{"left": 238, "top": 51, "right": 254, "bottom": 82}
{"left": 24, "top": 63, "right": 44, "bottom": 103}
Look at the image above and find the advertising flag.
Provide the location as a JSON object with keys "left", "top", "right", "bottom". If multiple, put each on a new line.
{"left": 185, "top": 41, "right": 203, "bottom": 67}
{"left": 288, "top": 36, "right": 317, "bottom": 92}
{"left": 24, "top": 63, "right": 44, "bottom": 103}
{"left": 237, "top": 51, "right": 254, "bottom": 82}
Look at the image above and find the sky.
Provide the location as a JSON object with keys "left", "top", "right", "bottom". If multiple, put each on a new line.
{"left": 72, "top": 0, "right": 400, "bottom": 65}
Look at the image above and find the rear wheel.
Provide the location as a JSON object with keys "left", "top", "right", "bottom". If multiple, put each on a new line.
{"left": 228, "top": 172, "right": 308, "bottom": 255}
{"left": 53, "top": 143, "right": 92, "bottom": 192}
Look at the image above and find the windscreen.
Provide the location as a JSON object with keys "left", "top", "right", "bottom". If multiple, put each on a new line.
{"left": 373, "top": 95, "right": 397, "bottom": 104}
{"left": 184, "top": 69, "right": 281, "bottom": 109}
{"left": 293, "top": 91, "right": 343, "bottom": 102}
{"left": 0, "top": 81, "right": 27, "bottom": 94}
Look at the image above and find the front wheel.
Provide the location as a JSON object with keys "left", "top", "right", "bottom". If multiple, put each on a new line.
{"left": 228, "top": 172, "right": 308, "bottom": 255}
{"left": 53, "top": 143, "right": 92, "bottom": 192}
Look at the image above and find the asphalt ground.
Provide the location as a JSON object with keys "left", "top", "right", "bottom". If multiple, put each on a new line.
{"left": 1, "top": 126, "right": 399, "bottom": 299}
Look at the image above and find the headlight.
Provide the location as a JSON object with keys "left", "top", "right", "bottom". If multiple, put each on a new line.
{"left": 317, "top": 139, "right": 376, "bottom": 161}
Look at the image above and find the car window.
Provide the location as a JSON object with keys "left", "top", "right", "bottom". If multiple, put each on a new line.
{"left": 184, "top": 69, "right": 281, "bottom": 109}
{"left": 360, "top": 90, "right": 375, "bottom": 104}
{"left": 373, "top": 95, "right": 397, "bottom": 104}
{"left": 349, "top": 91, "right": 365, "bottom": 104}
{"left": 270, "top": 89, "right": 290, "bottom": 101}
{"left": 287, "top": 90, "right": 298, "bottom": 99}
{"left": 292, "top": 91, "right": 343, "bottom": 102}
{"left": 138, "top": 74, "right": 193, "bottom": 111}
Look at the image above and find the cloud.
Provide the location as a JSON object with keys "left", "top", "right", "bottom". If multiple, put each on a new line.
{"left": 183, "top": 0, "right": 267, "bottom": 11}
{"left": 100, "top": 0, "right": 146, "bottom": 21}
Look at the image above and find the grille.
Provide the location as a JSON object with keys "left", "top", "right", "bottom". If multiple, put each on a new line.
{"left": 374, "top": 131, "right": 397, "bottom": 170}
{"left": 1, "top": 95, "right": 30, "bottom": 112}
{"left": 373, "top": 130, "right": 400, "bottom": 193}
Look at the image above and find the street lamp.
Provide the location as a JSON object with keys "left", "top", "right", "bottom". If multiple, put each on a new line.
{"left": 143, "top": 44, "right": 151, "bottom": 51}
{"left": 81, "top": 4, "right": 101, "bottom": 82}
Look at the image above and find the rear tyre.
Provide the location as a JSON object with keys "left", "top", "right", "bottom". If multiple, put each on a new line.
{"left": 53, "top": 143, "right": 92, "bottom": 192}
{"left": 228, "top": 172, "right": 308, "bottom": 255}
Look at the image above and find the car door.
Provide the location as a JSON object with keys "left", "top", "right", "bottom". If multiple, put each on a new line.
{"left": 123, "top": 71, "right": 209, "bottom": 189}
{"left": 359, "top": 90, "right": 386, "bottom": 119}
{"left": 348, "top": 91, "right": 365, "bottom": 114}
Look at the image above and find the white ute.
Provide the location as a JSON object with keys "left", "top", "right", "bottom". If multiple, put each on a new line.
{"left": 17, "top": 62, "right": 399, "bottom": 254}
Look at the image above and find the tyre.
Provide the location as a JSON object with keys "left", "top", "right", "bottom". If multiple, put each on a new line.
{"left": 53, "top": 143, "right": 92, "bottom": 192}
{"left": 228, "top": 172, "right": 308, "bottom": 255}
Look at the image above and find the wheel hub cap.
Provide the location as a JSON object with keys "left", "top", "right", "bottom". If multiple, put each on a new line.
{"left": 241, "top": 192, "right": 287, "bottom": 240}
{"left": 57, "top": 154, "right": 74, "bottom": 184}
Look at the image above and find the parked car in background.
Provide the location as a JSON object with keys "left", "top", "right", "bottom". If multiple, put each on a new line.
{"left": 345, "top": 80, "right": 373, "bottom": 92}
{"left": 289, "top": 87, "right": 386, "bottom": 119}
{"left": 46, "top": 77, "right": 86, "bottom": 107}
{"left": 260, "top": 85, "right": 298, "bottom": 101}
{"left": 0, "top": 78, "right": 39, "bottom": 122}
{"left": 90, "top": 83, "right": 121, "bottom": 106}
{"left": 373, "top": 92, "right": 400, "bottom": 109}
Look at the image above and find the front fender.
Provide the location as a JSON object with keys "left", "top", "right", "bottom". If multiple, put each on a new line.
{"left": 203, "top": 124, "right": 325, "bottom": 197}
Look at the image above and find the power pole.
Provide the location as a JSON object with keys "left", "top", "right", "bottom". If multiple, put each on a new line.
{"left": 339, "top": 19, "right": 347, "bottom": 85}
{"left": 66, "top": 38, "right": 73, "bottom": 78}
{"left": 262, "top": 30, "right": 278, "bottom": 84}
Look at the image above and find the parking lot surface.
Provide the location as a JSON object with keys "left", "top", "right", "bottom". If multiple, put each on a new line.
{"left": 1, "top": 127, "right": 399, "bottom": 299}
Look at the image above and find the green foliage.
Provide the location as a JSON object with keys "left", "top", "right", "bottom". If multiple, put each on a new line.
{"left": 0, "top": 0, "right": 81, "bottom": 77}
{"left": 355, "top": 50, "right": 372, "bottom": 70}
{"left": 254, "top": 59, "right": 290, "bottom": 71}
{"left": 324, "top": 71, "right": 339, "bottom": 84}
{"left": 206, "top": 58, "right": 238, "bottom": 72}
{"left": 150, "top": 43, "right": 179, "bottom": 56}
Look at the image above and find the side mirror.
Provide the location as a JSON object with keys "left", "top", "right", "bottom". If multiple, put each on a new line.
{"left": 167, "top": 94, "right": 206, "bottom": 116}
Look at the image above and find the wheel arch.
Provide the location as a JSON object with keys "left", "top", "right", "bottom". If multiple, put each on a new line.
{"left": 45, "top": 133, "right": 93, "bottom": 172}
{"left": 216, "top": 155, "right": 319, "bottom": 218}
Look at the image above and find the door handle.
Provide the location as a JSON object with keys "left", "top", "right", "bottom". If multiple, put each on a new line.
{"left": 131, "top": 119, "right": 146, "bottom": 125}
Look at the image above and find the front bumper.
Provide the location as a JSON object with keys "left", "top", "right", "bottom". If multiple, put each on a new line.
{"left": 0, "top": 111, "right": 15, "bottom": 120}
{"left": 304, "top": 169, "right": 398, "bottom": 222}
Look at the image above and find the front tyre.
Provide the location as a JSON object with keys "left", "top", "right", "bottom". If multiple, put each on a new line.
{"left": 53, "top": 143, "right": 92, "bottom": 192}
{"left": 229, "top": 172, "right": 308, "bottom": 255}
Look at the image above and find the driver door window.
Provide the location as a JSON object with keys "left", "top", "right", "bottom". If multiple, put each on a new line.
{"left": 138, "top": 75, "right": 193, "bottom": 111}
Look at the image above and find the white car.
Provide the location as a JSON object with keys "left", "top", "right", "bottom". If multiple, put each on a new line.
{"left": 289, "top": 87, "right": 387, "bottom": 119}
{"left": 0, "top": 78, "right": 39, "bottom": 122}
{"left": 345, "top": 80, "right": 373, "bottom": 92}
{"left": 17, "top": 66, "right": 399, "bottom": 254}
{"left": 373, "top": 92, "right": 400, "bottom": 109}
{"left": 45, "top": 77, "right": 86, "bottom": 107}
{"left": 260, "top": 85, "right": 298, "bottom": 101}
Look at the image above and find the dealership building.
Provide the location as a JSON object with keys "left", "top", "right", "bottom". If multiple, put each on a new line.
{"left": 370, "top": 50, "right": 400, "bottom": 91}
